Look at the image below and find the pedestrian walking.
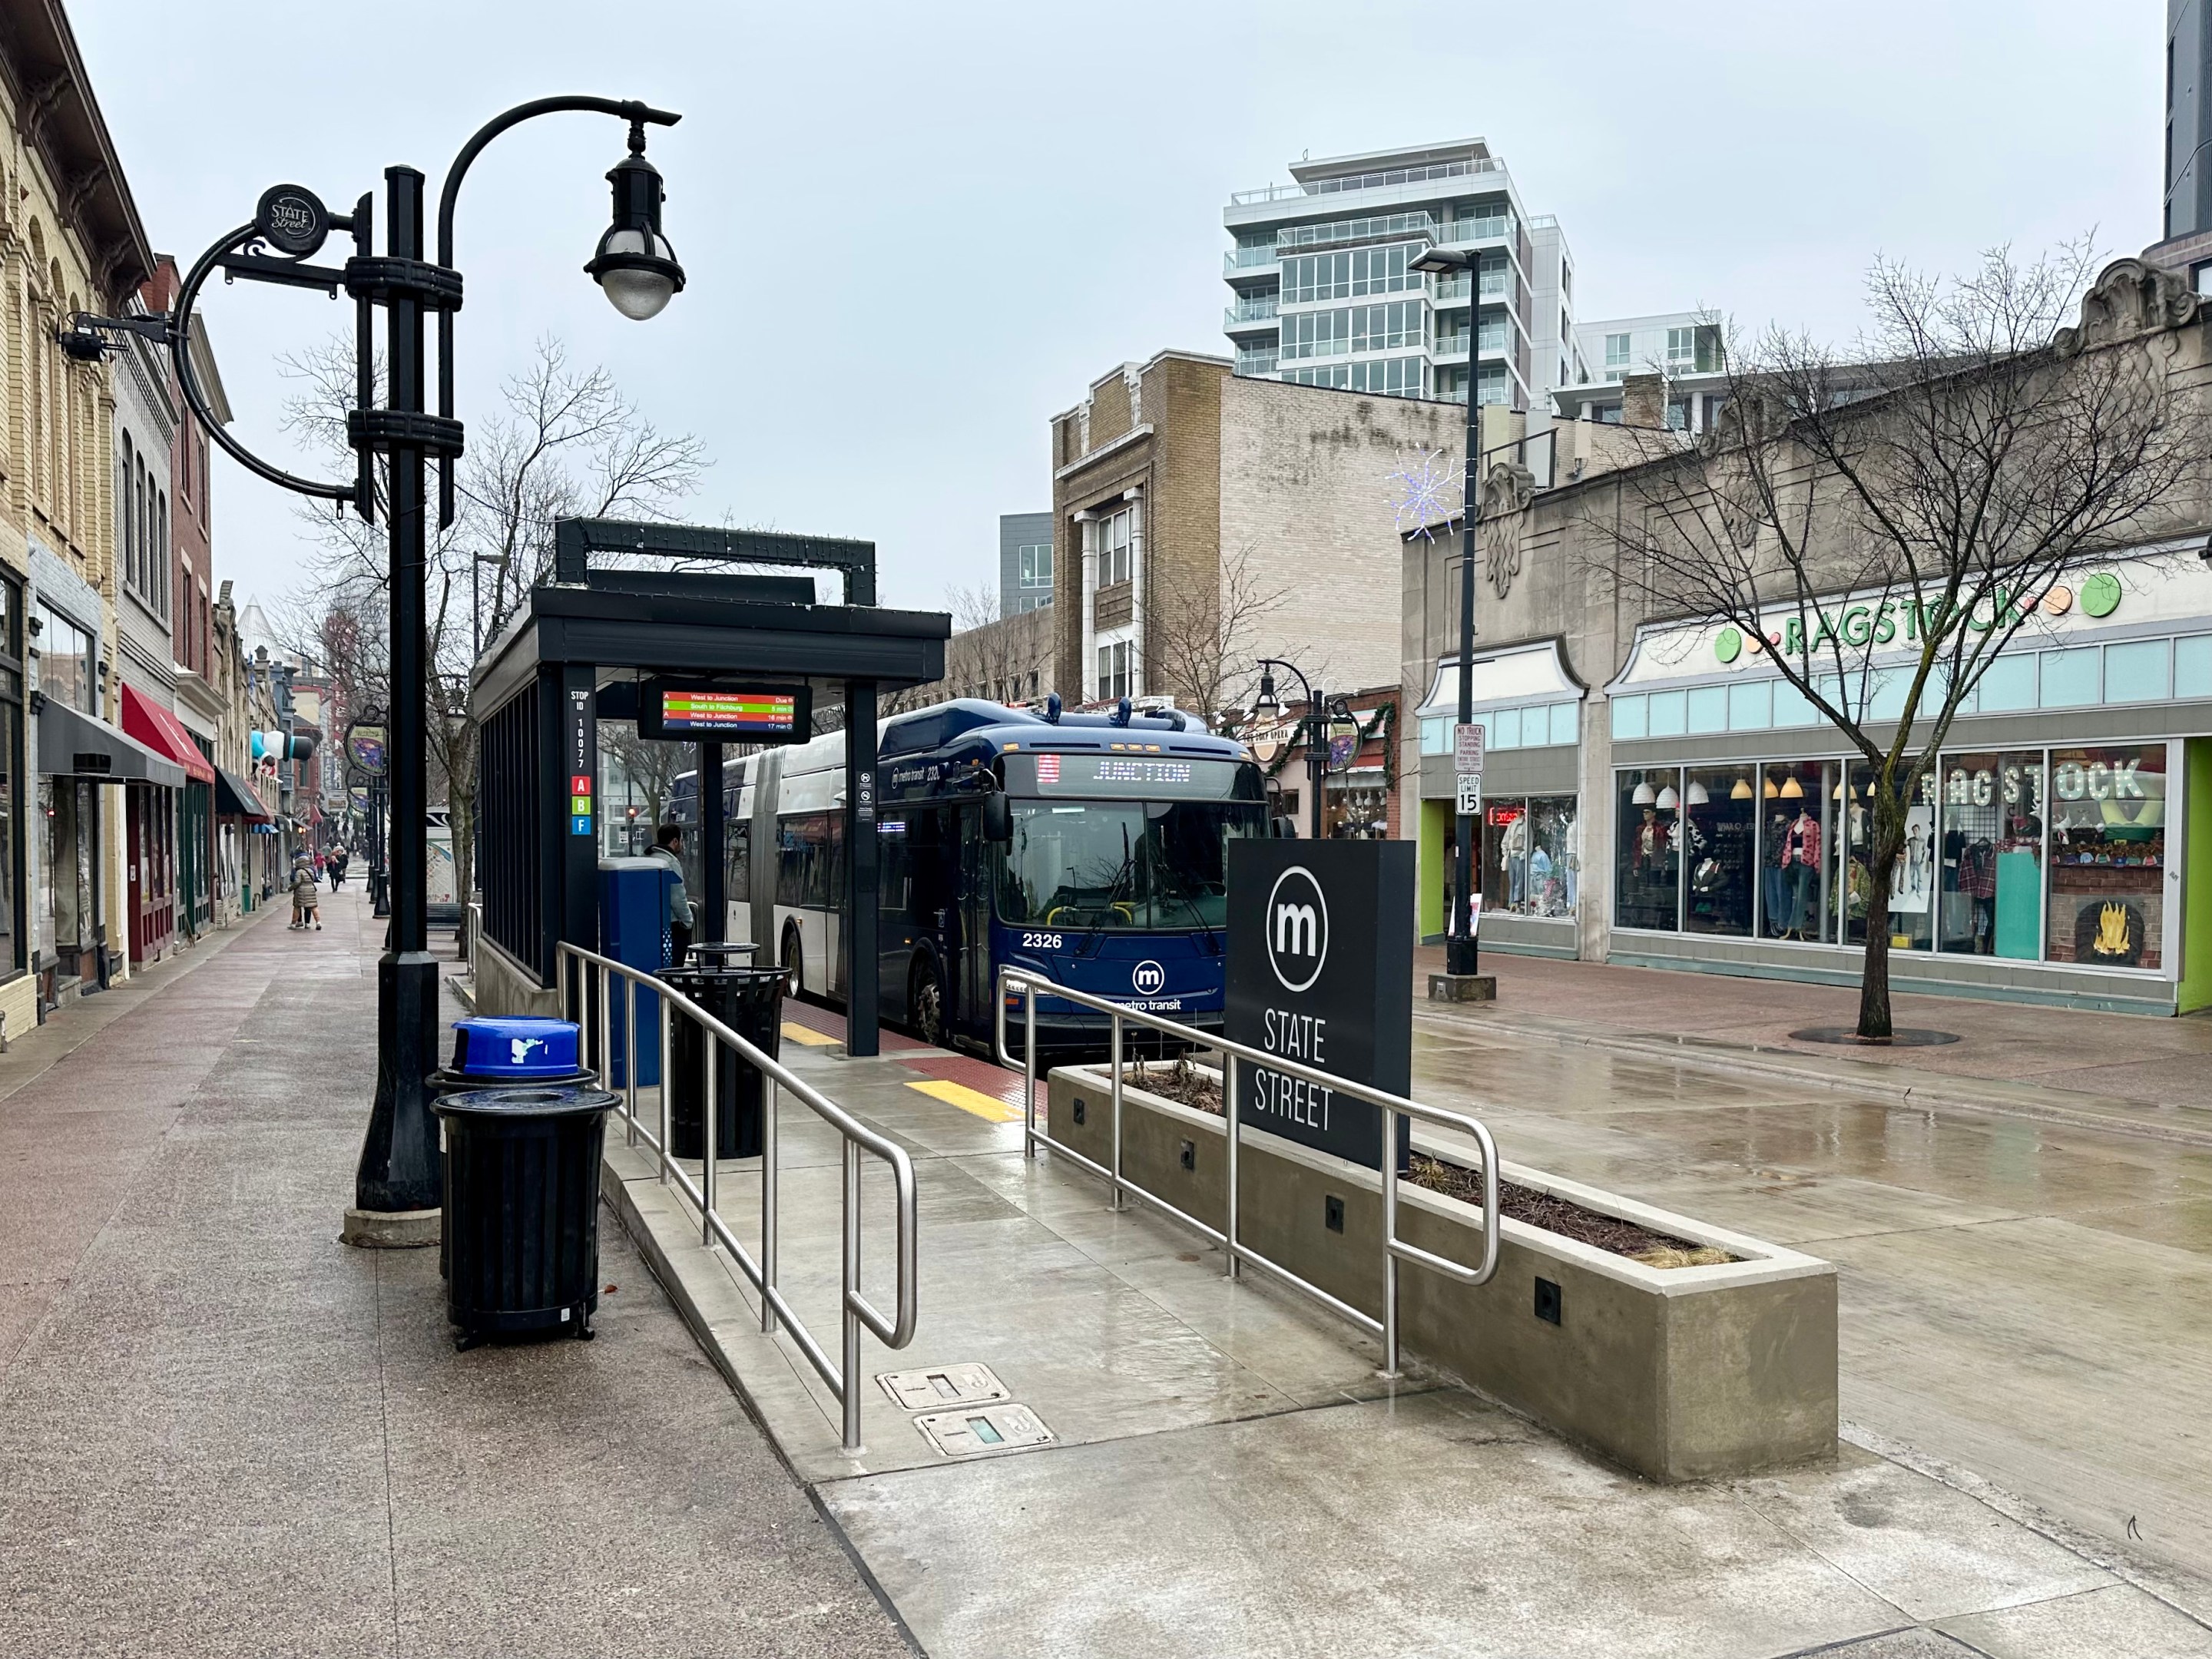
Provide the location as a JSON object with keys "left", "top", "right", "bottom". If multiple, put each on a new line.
{"left": 290, "top": 859, "right": 323, "bottom": 931}
{"left": 328, "top": 846, "right": 347, "bottom": 891}
{"left": 646, "top": 822, "right": 694, "bottom": 965}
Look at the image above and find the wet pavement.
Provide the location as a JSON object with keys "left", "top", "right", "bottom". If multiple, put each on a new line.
{"left": 1406, "top": 984, "right": 2212, "bottom": 1588}
{"left": 0, "top": 890, "right": 910, "bottom": 1659}
{"left": 1419, "top": 945, "right": 2212, "bottom": 1105}
{"left": 12, "top": 890, "right": 2212, "bottom": 1655}
{"left": 608, "top": 995, "right": 2212, "bottom": 1658}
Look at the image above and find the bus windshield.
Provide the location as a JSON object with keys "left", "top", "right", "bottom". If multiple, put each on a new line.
{"left": 996, "top": 800, "right": 1269, "bottom": 930}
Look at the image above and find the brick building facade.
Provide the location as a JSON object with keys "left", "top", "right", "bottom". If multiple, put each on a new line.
{"left": 1049, "top": 349, "right": 1464, "bottom": 830}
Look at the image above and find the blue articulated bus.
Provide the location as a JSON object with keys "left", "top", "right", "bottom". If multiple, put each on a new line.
{"left": 667, "top": 697, "right": 1270, "bottom": 1058}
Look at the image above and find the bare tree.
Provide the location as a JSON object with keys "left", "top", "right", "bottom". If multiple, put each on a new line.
{"left": 886, "top": 585, "right": 1054, "bottom": 714}
{"left": 598, "top": 720, "right": 688, "bottom": 849}
{"left": 1585, "top": 244, "right": 2202, "bottom": 1039}
{"left": 1148, "top": 541, "right": 1290, "bottom": 729}
{"left": 283, "top": 334, "right": 706, "bottom": 911}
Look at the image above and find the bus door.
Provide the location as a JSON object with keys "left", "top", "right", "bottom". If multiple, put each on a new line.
{"left": 955, "top": 806, "right": 994, "bottom": 1031}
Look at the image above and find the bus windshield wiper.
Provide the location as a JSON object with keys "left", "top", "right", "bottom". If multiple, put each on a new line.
{"left": 1077, "top": 829, "right": 1136, "bottom": 957}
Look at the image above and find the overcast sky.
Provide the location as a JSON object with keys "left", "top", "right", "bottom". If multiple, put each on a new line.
{"left": 74, "top": 1, "right": 2157, "bottom": 619}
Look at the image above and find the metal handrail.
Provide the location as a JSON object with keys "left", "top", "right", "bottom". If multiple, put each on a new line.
{"left": 556, "top": 941, "right": 918, "bottom": 1449}
{"left": 992, "top": 969, "right": 1498, "bottom": 1377}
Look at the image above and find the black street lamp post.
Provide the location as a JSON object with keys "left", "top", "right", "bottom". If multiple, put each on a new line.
{"left": 61, "top": 97, "right": 686, "bottom": 1244}
{"left": 1253, "top": 658, "right": 1333, "bottom": 841}
{"left": 1407, "top": 244, "right": 1491, "bottom": 978}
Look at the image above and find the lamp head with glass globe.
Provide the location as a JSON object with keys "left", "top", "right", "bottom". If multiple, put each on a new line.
{"left": 586, "top": 121, "right": 686, "bottom": 321}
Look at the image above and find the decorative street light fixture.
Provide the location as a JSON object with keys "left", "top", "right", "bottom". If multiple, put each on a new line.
{"left": 1253, "top": 657, "right": 1336, "bottom": 842}
{"left": 61, "top": 97, "right": 685, "bottom": 1247}
{"left": 584, "top": 126, "right": 686, "bottom": 321}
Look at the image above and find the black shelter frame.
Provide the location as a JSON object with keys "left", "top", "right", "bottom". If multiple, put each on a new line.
{"left": 472, "top": 517, "right": 948, "bottom": 1058}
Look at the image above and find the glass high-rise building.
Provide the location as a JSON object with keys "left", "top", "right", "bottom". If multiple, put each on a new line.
{"left": 1222, "top": 140, "right": 1580, "bottom": 413}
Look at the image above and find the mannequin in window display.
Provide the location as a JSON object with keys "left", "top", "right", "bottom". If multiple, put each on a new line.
{"left": 1776, "top": 806, "right": 1821, "bottom": 939}
{"left": 1529, "top": 843, "right": 1555, "bottom": 914}
{"left": 1764, "top": 813, "right": 1791, "bottom": 936}
{"left": 1631, "top": 803, "right": 1675, "bottom": 924}
{"left": 1502, "top": 813, "right": 1528, "bottom": 910}
{"left": 1559, "top": 810, "right": 1578, "bottom": 912}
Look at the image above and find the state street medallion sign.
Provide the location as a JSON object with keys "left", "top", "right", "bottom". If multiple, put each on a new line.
{"left": 1226, "top": 839, "right": 1413, "bottom": 1171}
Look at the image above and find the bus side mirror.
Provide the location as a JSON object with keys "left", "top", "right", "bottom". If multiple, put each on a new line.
{"left": 982, "top": 792, "right": 1012, "bottom": 843}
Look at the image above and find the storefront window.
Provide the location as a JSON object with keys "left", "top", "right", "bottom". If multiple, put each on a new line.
{"left": 0, "top": 703, "right": 15, "bottom": 972}
{"left": 1480, "top": 796, "right": 1577, "bottom": 918}
{"left": 1682, "top": 766, "right": 1756, "bottom": 935}
{"left": 1759, "top": 760, "right": 1834, "bottom": 941}
{"left": 1481, "top": 800, "right": 1521, "bottom": 914}
{"left": 1610, "top": 740, "right": 2165, "bottom": 976}
{"left": 1525, "top": 796, "right": 1577, "bottom": 917}
{"left": 1841, "top": 765, "right": 1935, "bottom": 952}
{"left": 2046, "top": 745, "right": 2164, "bottom": 970}
{"left": 1940, "top": 753, "right": 2043, "bottom": 958}
{"left": 0, "top": 581, "right": 21, "bottom": 976}
{"left": 35, "top": 604, "right": 92, "bottom": 714}
{"left": 1614, "top": 768, "right": 1680, "bottom": 930}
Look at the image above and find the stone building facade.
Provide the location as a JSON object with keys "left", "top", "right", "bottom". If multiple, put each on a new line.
{"left": 891, "top": 602, "right": 1055, "bottom": 714}
{"left": 1402, "top": 260, "right": 2212, "bottom": 1015}
{"left": 0, "top": 0, "right": 159, "bottom": 1029}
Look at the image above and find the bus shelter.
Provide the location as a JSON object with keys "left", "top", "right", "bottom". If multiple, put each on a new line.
{"left": 468, "top": 516, "right": 949, "bottom": 1057}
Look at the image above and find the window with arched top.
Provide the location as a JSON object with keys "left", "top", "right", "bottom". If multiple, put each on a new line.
{"left": 118, "top": 432, "right": 132, "bottom": 594}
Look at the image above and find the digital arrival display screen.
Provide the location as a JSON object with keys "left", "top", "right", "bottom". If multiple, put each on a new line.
{"left": 1006, "top": 751, "right": 1259, "bottom": 802}
{"left": 637, "top": 679, "right": 812, "bottom": 745}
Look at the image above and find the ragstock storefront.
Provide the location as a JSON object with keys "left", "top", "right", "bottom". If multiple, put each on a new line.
{"left": 1411, "top": 541, "right": 2212, "bottom": 1015}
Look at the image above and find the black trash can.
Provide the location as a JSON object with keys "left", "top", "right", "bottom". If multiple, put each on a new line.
{"left": 429, "top": 1018, "right": 596, "bottom": 1282}
{"left": 661, "top": 962, "right": 786, "bottom": 1160}
{"left": 433, "top": 1085, "right": 617, "bottom": 1348}
{"left": 684, "top": 942, "right": 758, "bottom": 965}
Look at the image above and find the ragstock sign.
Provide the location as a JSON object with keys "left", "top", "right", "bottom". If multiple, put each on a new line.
{"left": 1226, "top": 839, "right": 1413, "bottom": 1171}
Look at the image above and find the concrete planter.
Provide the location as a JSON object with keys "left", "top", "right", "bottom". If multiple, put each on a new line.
{"left": 1048, "top": 1064, "right": 1836, "bottom": 1482}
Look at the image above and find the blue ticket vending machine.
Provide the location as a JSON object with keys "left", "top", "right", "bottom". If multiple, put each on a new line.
{"left": 598, "top": 856, "right": 676, "bottom": 1087}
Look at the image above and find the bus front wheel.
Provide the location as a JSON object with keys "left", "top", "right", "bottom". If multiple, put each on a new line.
{"left": 909, "top": 957, "right": 945, "bottom": 1048}
{"left": 780, "top": 923, "right": 803, "bottom": 998}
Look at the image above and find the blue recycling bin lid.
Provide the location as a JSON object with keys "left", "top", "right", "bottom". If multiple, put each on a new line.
{"left": 449, "top": 1016, "right": 581, "bottom": 1078}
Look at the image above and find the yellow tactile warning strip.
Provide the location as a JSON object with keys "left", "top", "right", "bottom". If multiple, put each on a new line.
{"left": 905, "top": 1078, "right": 1024, "bottom": 1123}
{"left": 780, "top": 1022, "right": 839, "bottom": 1048}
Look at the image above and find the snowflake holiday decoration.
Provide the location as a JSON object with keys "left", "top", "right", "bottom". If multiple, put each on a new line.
{"left": 1387, "top": 445, "right": 1459, "bottom": 541}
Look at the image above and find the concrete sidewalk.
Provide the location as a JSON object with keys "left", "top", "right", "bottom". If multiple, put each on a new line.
{"left": 0, "top": 889, "right": 909, "bottom": 1659}
{"left": 1416, "top": 945, "right": 2212, "bottom": 1138}
{"left": 608, "top": 1002, "right": 2212, "bottom": 1659}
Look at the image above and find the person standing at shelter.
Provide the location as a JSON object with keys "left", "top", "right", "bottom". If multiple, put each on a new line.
{"left": 648, "top": 823, "right": 694, "bottom": 965}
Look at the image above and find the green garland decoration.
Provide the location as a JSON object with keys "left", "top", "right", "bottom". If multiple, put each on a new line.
{"left": 1253, "top": 698, "right": 1398, "bottom": 791}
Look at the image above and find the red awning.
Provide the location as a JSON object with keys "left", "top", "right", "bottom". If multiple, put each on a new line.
{"left": 120, "top": 684, "right": 215, "bottom": 785}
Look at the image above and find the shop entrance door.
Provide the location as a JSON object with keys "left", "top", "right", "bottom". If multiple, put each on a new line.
{"left": 127, "top": 785, "right": 172, "bottom": 965}
{"left": 52, "top": 781, "right": 96, "bottom": 982}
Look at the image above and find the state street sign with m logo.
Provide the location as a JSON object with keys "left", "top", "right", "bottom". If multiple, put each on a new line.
{"left": 1226, "top": 839, "right": 1413, "bottom": 1171}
